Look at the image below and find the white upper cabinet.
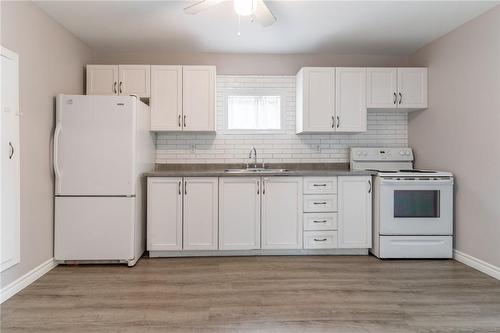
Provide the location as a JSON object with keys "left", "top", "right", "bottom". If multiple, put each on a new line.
{"left": 397, "top": 68, "right": 428, "bottom": 109}
{"left": 147, "top": 177, "right": 182, "bottom": 251}
{"left": 86, "top": 65, "right": 118, "bottom": 95}
{"left": 150, "top": 66, "right": 183, "bottom": 131}
{"left": 296, "top": 67, "right": 366, "bottom": 133}
{"left": 183, "top": 177, "right": 219, "bottom": 251}
{"left": 366, "top": 68, "right": 398, "bottom": 108}
{"left": 296, "top": 67, "right": 335, "bottom": 133}
{"left": 366, "top": 67, "right": 427, "bottom": 110}
{"left": 335, "top": 68, "right": 367, "bottom": 132}
{"left": 261, "top": 177, "right": 303, "bottom": 249}
{"left": 337, "top": 176, "right": 372, "bottom": 248}
{"left": 182, "top": 66, "right": 216, "bottom": 132}
{"left": 118, "top": 65, "right": 151, "bottom": 97}
{"left": 219, "top": 177, "right": 261, "bottom": 250}
{"left": 86, "top": 65, "right": 150, "bottom": 97}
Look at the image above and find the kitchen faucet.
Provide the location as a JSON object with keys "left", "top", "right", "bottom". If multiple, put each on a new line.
{"left": 248, "top": 147, "right": 257, "bottom": 166}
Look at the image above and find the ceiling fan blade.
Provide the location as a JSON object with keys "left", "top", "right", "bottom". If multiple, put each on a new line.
{"left": 253, "top": 0, "right": 276, "bottom": 26}
{"left": 184, "top": 0, "right": 226, "bottom": 15}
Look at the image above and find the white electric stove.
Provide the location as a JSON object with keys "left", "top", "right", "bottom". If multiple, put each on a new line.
{"left": 350, "top": 147, "right": 454, "bottom": 259}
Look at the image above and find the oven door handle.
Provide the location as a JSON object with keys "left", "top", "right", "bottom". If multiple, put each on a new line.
{"left": 380, "top": 178, "right": 454, "bottom": 185}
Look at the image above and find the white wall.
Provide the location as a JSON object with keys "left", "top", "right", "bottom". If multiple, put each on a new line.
{"left": 0, "top": 1, "right": 94, "bottom": 288}
{"left": 156, "top": 75, "right": 408, "bottom": 164}
{"left": 409, "top": 6, "right": 500, "bottom": 268}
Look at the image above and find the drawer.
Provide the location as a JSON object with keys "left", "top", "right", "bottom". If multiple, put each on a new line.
{"left": 379, "top": 236, "right": 452, "bottom": 259}
{"left": 303, "top": 231, "right": 338, "bottom": 249}
{"left": 303, "top": 177, "right": 337, "bottom": 194}
{"left": 303, "top": 213, "right": 338, "bottom": 231}
{"left": 303, "top": 195, "right": 337, "bottom": 212}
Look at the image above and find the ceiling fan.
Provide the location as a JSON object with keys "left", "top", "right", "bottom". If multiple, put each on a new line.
{"left": 184, "top": 0, "right": 277, "bottom": 27}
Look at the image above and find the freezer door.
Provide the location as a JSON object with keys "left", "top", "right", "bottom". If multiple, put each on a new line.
{"left": 54, "top": 95, "right": 135, "bottom": 196}
{"left": 54, "top": 197, "right": 135, "bottom": 261}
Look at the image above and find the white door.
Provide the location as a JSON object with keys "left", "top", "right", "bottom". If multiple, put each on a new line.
{"left": 366, "top": 68, "right": 398, "bottom": 109}
{"left": 261, "top": 177, "right": 303, "bottom": 249}
{"left": 338, "top": 176, "right": 372, "bottom": 248}
{"left": 118, "top": 65, "right": 151, "bottom": 97}
{"left": 150, "top": 65, "right": 183, "bottom": 131}
{"left": 182, "top": 66, "right": 216, "bottom": 131}
{"left": 55, "top": 197, "right": 134, "bottom": 260}
{"left": 219, "top": 177, "right": 260, "bottom": 250}
{"left": 147, "top": 178, "right": 183, "bottom": 251}
{"left": 1, "top": 47, "right": 20, "bottom": 272}
{"left": 335, "top": 68, "right": 367, "bottom": 132}
{"left": 55, "top": 95, "right": 135, "bottom": 195}
{"left": 86, "top": 65, "right": 118, "bottom": 95}
{"left": 183, "top": 177, "right": 218, "bottom": 250}
{"left": 397, "top": 68, "right": 428, "bottom": 109}
{"left": 300, "top": 67, "right": 335, "bottom": 132}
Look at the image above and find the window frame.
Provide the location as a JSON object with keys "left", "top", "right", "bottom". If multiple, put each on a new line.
{"left": 221, "top": 88, "right": 286, "bottom": 134}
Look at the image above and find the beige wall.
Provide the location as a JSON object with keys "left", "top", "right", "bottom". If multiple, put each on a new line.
{"left": 409, "top": 6, "right": 500, "bottom": 267}
{"left": 1, "top": 1, "right": 94, "bottom": 288}
{"left": 95, "top": 52, "right": 408, "bottom": 75}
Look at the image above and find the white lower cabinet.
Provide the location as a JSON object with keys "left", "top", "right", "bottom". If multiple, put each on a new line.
{"left": 147, "top": 177, "right": 183, "bottom": 251}
{"left": 183, "top": 177, "right": 219, "bottom": 250}
{"left": 261, "top": 177, "right": 303, "bottom": 249}
{"left": 219, "top": 178, "right": 260, "bottom": 250}
{"left": 338, "top": 176, "right": 372, "bottom": 248}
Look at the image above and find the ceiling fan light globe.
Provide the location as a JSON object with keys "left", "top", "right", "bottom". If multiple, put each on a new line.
{"left": 233, "top": 0, "right": 257, "bottom": 16}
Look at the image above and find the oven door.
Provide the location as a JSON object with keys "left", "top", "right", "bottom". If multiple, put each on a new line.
{"left": 379, "top": 178, "right": 453, "bottom": 235}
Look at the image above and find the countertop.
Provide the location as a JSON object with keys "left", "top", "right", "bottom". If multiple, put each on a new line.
{"left": 144, "top": 163, "right": 375, "bottom": 177}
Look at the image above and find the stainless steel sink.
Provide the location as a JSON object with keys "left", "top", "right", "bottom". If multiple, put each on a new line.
{"left": 224, "top": 168, "right": 290, "bottom": 174}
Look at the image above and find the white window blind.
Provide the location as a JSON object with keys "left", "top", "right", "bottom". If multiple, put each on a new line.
{"left": 227, "top": 95, "right": 281, "bottom": 130}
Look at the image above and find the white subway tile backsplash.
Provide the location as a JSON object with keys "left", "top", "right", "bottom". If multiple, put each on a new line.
{"left": 155, "top": 75, "right": 408, "bottom": 164}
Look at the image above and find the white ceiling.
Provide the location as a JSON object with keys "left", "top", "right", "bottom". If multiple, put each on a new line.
{"left": 35, "top": 1, "right": 499, "bottom": 55}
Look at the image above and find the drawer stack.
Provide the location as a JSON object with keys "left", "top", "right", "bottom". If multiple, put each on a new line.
{"left": 303, "top": 177, "right": 338, "bottom": 249}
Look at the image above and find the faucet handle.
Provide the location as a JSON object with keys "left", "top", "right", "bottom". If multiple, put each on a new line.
{"left": 262, "top": 161, "right": 266, "bottom": 169}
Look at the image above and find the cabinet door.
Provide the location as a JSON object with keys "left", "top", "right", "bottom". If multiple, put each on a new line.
{"left": 219, "top": 178, "right": 260, "bottom": 250}
{"left": 86, "top": 65, "right": 118, "bottom": 95}
{"left": 397, "top": 68, "right": 428, "bottom": 109}
{"left": 118, "top": 65, "right": 151, "bottom": 97}
{"left": 335, "top": 68, "right": 367, "bottom": 132}
{"left": 338, "top": 176, "right": 372, "bottom": 248}
{"left": 147, "top": 178, "right": 182, "bottom": 251}
{"left": 183, "top": 177, "right": 218, "bottom": 250}
{"left": 298, "top": 67, "right": 335, "bottom": 132}
{"left": 150, "top": 65, "right": 183, "bottom": 131}
{"left": 261, "top": 177, "right": 303, "bottom": 249}
{"left": 366, "top": 68, "right": 398, "bottom": 109}
{"left": 182, "top": 66, "right": 216, "bottom": 131}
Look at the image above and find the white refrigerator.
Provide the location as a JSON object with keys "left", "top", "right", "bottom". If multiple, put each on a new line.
{"left": 54, "top": 94, "right": 154, "bottom": 266}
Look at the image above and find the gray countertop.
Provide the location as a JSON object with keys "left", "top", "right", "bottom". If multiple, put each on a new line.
{"left": 144, "top": 163, "right": 375, "bottom": 177}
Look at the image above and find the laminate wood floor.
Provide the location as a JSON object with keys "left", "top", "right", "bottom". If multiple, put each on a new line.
{"left": 1, "top": 256, "right": 500, "bottom": 333}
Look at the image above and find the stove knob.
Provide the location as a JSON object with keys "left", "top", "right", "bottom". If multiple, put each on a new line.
{"left": 356, "top": 151, "right": 362, "bottom": 156}
{"left": 363, "top": 152, "right": 368, "bottom": 156}
{"left": 405, "top": 151, "right": 411, "bottom": 156}
{"left": 400, "top": 151, "right": 405, "bottom": 155}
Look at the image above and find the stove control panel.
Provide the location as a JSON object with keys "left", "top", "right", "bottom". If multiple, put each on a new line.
{"left": 350, "top": 147, "right": 414, "bottom": 162}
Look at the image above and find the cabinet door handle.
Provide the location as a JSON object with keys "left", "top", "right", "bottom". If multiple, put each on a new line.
{"left": 313, "top": 202, "right": 327, "bottom": 205}
{"left": 178, "top": 115, "right": 181, "bottom": 127}
{"left": 336, "top": 115, "right": 340, "bottom": 128}
{"left": 314, "top": 238, "right": 328, "bottom": 242}
{"left": 178, "top": 181, "right": 181, "bottom": 195}
{"left": 113, "top": 82, "right": 117, "bottom": 94}
{"left": 368, "top": 179, "right": 372, "bottom": 194}
{"left": 262, "top": 180, "right": 266, "bottom": 195}
{"left": 313, "top": 184, "right": 327, "bottom": 187}
{"left": 331, "top": 116, "right": 335, "bottom": 128}
{"left": 393, "top": 92, "right": 397, "bottom": 104}
{"left": 398, "top": 92, "right": 402, "bottom": 105}
{"left": 183, "top": 115, "right": 187, "bottom": 128}
{"left": 184, "top": 181, "right": 187, "bottom": 195}
{"left": 257, "top": 180, "right": 260, "bottom": 195}
{"left": 313, "top": 220, "right": 327, "bottom": 223}
{"left": 9, "top": 142, "right": 14, "bottom": 159}
{"left": 119, "top": 81, "right": 123, "bottom": 94}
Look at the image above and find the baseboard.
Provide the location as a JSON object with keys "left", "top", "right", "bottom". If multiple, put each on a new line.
{"left": 454, "top": 250, "right": 500, "bottom": 280}
{"left": 1, "top": 258, "right": 58, "bottom": 304}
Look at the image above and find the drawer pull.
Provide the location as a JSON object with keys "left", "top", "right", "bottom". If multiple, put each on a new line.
{"left": 314, "top": 238, "right": 328, "bottom": 242}
{"left": 313, "top": 202, "right": 327, "bottom": 205}
{"left": 313, "top": 184, "right": 327, "bottom": 187}
{"left": 313, "top": 220, "right": 327, "bottom": 223}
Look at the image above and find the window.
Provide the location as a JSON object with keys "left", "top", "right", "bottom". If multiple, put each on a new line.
{"left": 223, "top": 91, "right": 283, "bottom": 133}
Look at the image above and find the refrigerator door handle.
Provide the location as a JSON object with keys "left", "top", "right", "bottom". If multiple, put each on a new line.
{"left": 53, "top": 123, "right": 62, "bottom": 180}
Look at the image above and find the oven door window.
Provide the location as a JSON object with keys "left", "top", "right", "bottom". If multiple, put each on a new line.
{"left": 394, "top": 190, "right": 440, "bottom": 218}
